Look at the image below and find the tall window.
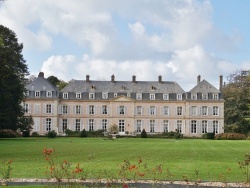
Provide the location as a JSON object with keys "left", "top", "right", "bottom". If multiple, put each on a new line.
{"left": 102, "top": 119, "right": 107, "bottom": 131}
{"left": 89, "top": 119, "right": 94, "bottom": 131}
{"left": 150, "top": 120, "right": 155, "bottom": 132}
{"left": 177, "top": 94, "right": 182, "bottom": 100}
{"left": 119, "top": 120, "right": 125, "bottom": 132}
{"left": 150, "top": 94, "right": 155, "bottom": 100}
{"left": 136, "top": 120, "right": 142, "bottom": 133}
{"left": 63, "top": 93, "right": 68, "bottom": 99}
{"left": 62, "top": 119, "right": 67, "bottom": 132}
{"left": 163, "top": 106, "right": 169, "bottom": 115}
{"left": 76, "top": 93, "right": 81, "bottom": 99}
{"left": 136, "top": 106, "right": 142, "bottom": 115}
{"left": 191, "top": 106, "right": 197, "bottom": 116}
{"left": 163, "top": 120, "right": 168, "bottom": 132}
{"left": 46, "top": 104, "right": 52, "bottom": 114}
{"left": 35, "top": 91, "right": 40, "bottom": 98}
{"left": 47, "top": 91, "right": 52, "bottom": 98}
{"left": 75, "top": 105, "right": 81, "bottom": 114}
{"left": 89, "top": 105, "right": 94, "bottom": 114}
{"left": 62, "top": 105, "right": 68, "bottom": 114}
{"left": 119, "top": 106, "right": 125, "bottom": 115}
{"left": 89, "top": 93, "right": 95, "bottom": 99}
{"left": 191, "top": 120, "right": 197, "bottom": 133}
{"left": 75, "top": 119, "right": 81, "bottom": 131}
{"left": 34, "top": 104, "right": 40, "bottom": 114}
{"left": 213, "top": 121, "right": 218, "bottom": 133}
{"left": 213, "top": 94, "right": 218, "bottom": 100}
{"left": 202, "top": 120, "right": 207, "bottom": 133}
{"left": 202, "top": 106, "right": 207, "bottom": 116}
{"left": 213, "top": 106, "right": 219, "bottom": 116}
{"left": 177, "top": 107, "right": 182, "bottom": 115}
{"left": 150, "top": 106, "right": 156, "bottom": 115}
{"left": 46, "top": 118, "right": 51, "bottom": 131}
{"left": 24, "top": 103, "right": 30, "bottom": 113}
{"left": 102, "top": 105, "right": 108, "bottom": 114}
{"left": 177, "top": 120, "right": 182, "bottom": 133}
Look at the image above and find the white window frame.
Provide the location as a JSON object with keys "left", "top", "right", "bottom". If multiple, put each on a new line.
{"left": 177, "top": 106, "right": 182, "bottom": 116}
{"left": 75, "top": 119, "right": 81, "bottom": 131}
{"left": 213, "top": 94, "right": 218, "bottom": 100}
{"left": 114, "top": 93, "right": 118, "bottom": 97}
{"left": 76, "top": 93, "right": 81, "bottom": 99}
{"left": 102, "top": 105, "right": 108, "bottom": 115}
{"left": 213, "top": 120, "right": 219, "bottom": 133}
{"left": 89, "top": 93, "right": 95, "bottom": 99}
{"left": 24, "top": 103, "right": 31, "bottom": 113}
{"left": 46, "top": 104, "right": 52, "bottom": 114}
{"left": 102, "top": 93, "right": 108, "bottom": 99}
{"left": 63, "top": 93, "right": 68, "bottom": 99}
{"left": 75, "top": 105, "right": 81, "bottom": 114}
{"left": 191, "top": 120, "right": 197, "bottom": 133}
{"left": 177, "top": 120, "right": 182, "bottom": 133}
{"left": 127, "top": 93, "right": 131, "bottom": 97}
{"left": 47, "top": 91, "right": 52, "bottom": 98}
{"left": 62, "top": 105, "right": 68, "bottom": 114}
{"left": 62, "top": 119, "right": 68, "bottom": 132}
{"left": 102, "top": 119, "right": 108, "bottom": 131}
{"left": 163, "top": 120, "right": 169, "bottom": 132}
{"left": 150, "top": 106, "right": 156, "bottom": 115}
{"left": 202, "top": 106, "right": 208, "bottom": 116}
{"left": 177, "top": 94, "right": 182, "bottom": 100}
{"left": 191, "top": 93, "right": 197, "bottom": 100}
{"left": 89, "top": 105, "right": 95, "bottom": 115}
{"left": 88, "top": 119, "right": 94, "bottom": 131}
{"left": 136, "top": 94, "right": 142, "bottom": 100}
{"left": 202, "top": 120, "right": 207, "bottom": 133}
{"left": 202, "top": 94, "right": 208, "bottom": 100}
{"left": 213, "top": 106, "right": 219, "bottom": 116}
{"left": 136, "top": 106, "right": 142, "bottom": 115}
{"left": 150, "top": 94, "right": 155, "bottom": 100}
{"left": 35, "top": 91, "right": 40, "bottom": 98}
{"left": 163, "top": 106, "right": 169, "bottom": 116}
{"left": 163, "top": 94, "right": 169, "bottom": 100}
{"left": 136, "top": 120, "right": 142, "bottom": 133}
{"left": 149, "top": 120, "right": 155, "bottom": 132}
{"left": 191, "top": 106, "right": 197, "bottom": 116}
{"left": 46, "top": 118, "right": 52, "bottom": 131}
{"left": 119, "top": 105, "right": 125, "bottom": 115}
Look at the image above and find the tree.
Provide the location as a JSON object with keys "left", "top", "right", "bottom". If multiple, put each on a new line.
{"left": 47, "top": 75, "right": 68, "bottom": 90}
{"left": 0, "top": 25, "right": 31, "bottom": 131}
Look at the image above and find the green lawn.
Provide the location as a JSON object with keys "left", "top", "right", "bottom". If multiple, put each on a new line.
{"left": 0, "top": 137, "right": 249, "bottom": 182}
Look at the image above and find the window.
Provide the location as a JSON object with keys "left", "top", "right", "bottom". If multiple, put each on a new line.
{"left": 191, "top": 120, "right": 197, "bottom": 133}
{"left": 88, "top": 119, "right": 94, "bottom": 131}
{"left": 213, "top": 106, "right": 219, "bottom": 116}
{"left": 163, "top": 94, "right": 169, "bottom": 100}
{"left": 177, "top": 94, "right": 182, "bottom": 100}
{"left": 136, "top": 120, "right": 142, "bottom": 133}
{"left": 119, "top": 120, "right": 125, "bottom": 132}
{"left": 63, "top": 93, "right": 68, "bottom": 99}
{"left": 75, "top": 119, "right": 81, "bottom": 131}
{"left": 102, "top": 119, "right": 107, "bottom": 131}
{"left": 34, "top": 104, "right": 40, "bottom": 114}
{"left": 202, "top": 106, "right": 207, "bottom": 116}
{"left": 177, "top": 120, "right": 182, "bottom": 133}
{"left": 62, "top": 119, "right": 67, "bottom": 132}
{"left": 136, "top": 94, "right": 142, "bottom": 100}
{"left": 163, "top": 106, "right": 169, "bottom": 115}
{"left": 35, "top": 91, "right": 40, "bottom": 98}
{"left": 213, "top": 120, "right": 218, "bottom": 133}
{"left": 202, "top": 94, "right": 208, "bottom": 100}
{"left": 75, "top": 105, "right": 81, "bottom": 114}
{"left": 150, "top": 120, "right": 155, "bottom": 132}
{"left": 62, "top": 105, "right": 68, "bottom": 114}
{"left": 89, "top": 105, "right": 95, "bottom": 114}
{"left": 163, "top": 120, "right": 168, "bottom": 132}
{"left": 136, "top": 106, "right": 142, "bottom": 115}
{"left": 76, "top": 93, "right": 81, "bottom": 99}
{"left": 150, "top": 94, "right": 155, "bottom": 100}
{"left": 202, "top": 120, "right": 207, "bottom": 133}
{"left": 191, "top": 93, "right": 197, "bottom": 100}
{"left": 102, "top": 105, "right": 108, "bottom": 114}
{"left": 102, "top": 93, "right": 108, "bottom": 99}
{"left": 47, "top": 91, "right": 52, "bottom": 98}
{"left": 213, "top": 94, "right": 218, "bottom": 100}
{"left": 89, "top": 93, "right": 95, "bottom": 99}
{"left": 119, "top": 106, "right": 125, "bottom": 115}
{"left": 127, "top": 93, "right": 131, "bottom": 97}
{"left": 46, "top": 118, "right": 51, "bottom": 131}
{"left": 24, "top": 103, "right": 31, "bottom": 113}
{"left": 177, "top": 107, "right": 182, "bottom": 115}
{"left": 46, "top": 104, "right": 52, "bottom": 114}
{"left": 191, "top": 106, "right": 197, "bottom": 116}
{"left": 114, "top": 93, "right": 117, "bottom": 97}
{"left": 150, "top": 106, "right": 156, "bottom": 115}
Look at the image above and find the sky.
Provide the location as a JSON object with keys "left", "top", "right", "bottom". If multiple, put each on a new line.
{"left": 0, "top": 0, "right": 250, "bottom": 91}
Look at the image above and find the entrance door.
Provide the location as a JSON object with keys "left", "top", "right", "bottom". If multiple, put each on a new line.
{"left": 119, "top": 120, "right": 125, "bottom": 134}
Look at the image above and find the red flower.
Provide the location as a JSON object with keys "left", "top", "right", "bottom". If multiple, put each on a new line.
{"left": 123, "top": 183, "right": 129, "bottom": 188}
{"left": 138, "top": 159, "right": 142, "bottom": 164}
{"left": 138, "top": 172, "right": 145, "bottom": 177}
{"left": 129, "top": 165, "right": 136, "bottom": 171}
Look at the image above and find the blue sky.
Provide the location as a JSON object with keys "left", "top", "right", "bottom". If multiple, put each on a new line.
{"left": 0, "top": 0, "right": 250, "bottom": 91}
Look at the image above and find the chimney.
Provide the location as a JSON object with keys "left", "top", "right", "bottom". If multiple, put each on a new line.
{"left": 197, "top": 75, "right": 201, "bottom": 84}
{"left": 219, "top": 75, "right": 223, "bottom": 91}
{"left": 38, "top": 72, "right": 44, "bottom": 78}
{"left": 158, "top": 75, "right": 162, "bottom": 83}
{"left": 111, "top": 74, "right": 115, "bottom": 83}
{"left": 86, "top": 75, "right": 90, "bottom": 83}
{"left": 132, "top": 75, "right": 136, "bottom": 83}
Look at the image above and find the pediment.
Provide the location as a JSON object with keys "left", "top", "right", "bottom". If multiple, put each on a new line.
{"left": 112, "top": 95, "right": 133, "bottom": 102}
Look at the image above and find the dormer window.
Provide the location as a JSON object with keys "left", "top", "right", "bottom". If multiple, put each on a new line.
{"left": 76, "top": 93, "right": 81, "bottom": 99}
{"left": 91, "top": 85, "right": 95, "bottom": 90}
{"left": 150, "top": 86, "right": 156, "bottom": 90}
{"left": 191, "top": 93, "right": 197, "bottom": 100}
{"left": 177, "top": 94, "right": 182, "bottom": 100}
{"left": 102, "top": 93, "right": 108, "bottom": 99}
{"left": 63, "top": 93, "right": 68, "bottom": 99}
{"left": 150, "top": 94, "right": 155, "bottom": 100}
{"left": 213, "top": 94, "right": 218, "bottom": 100}
{"left": 121, "top": 86, "right": 125, "bottom": 90}
{"left": 35, "top": 91, "right": 40, "bottom": 98}
{"left": 89, "top": 93, "right": 95, "bottom": 99}
{"left": 202, "top": 94, "right": 208, "bottom": 100}
{"left": 163, "top": 94, "right": 169, "bottom": 100}
{"left": 114, "top": 93, "right": 117, "bottom": 97}
{"left": 136, "top": 94, "right": 142, "bottom": 100}
{"left": 47, "top": 91, "right": 52, "bottom": 98}
{"left": 127, "top": 93, "right": 130, "bottom": 97}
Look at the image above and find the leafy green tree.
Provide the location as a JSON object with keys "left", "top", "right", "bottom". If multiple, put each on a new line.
{"left": 0, "top": 25, "right": 30, "bottom": 131}
{"left": 47, "top": 75, "right": 68, "bottom": 90}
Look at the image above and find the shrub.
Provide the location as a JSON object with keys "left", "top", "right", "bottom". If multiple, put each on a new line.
{"left": 31, "top": 132, "right": 39, "bottom": 137}
{"left": 0, "top": 129, "right": 17, "bottom": 138}
{"left": 87, "top": 129, "right": 105, "bottom": 137}
{"left": 162, "top": 131, "right": 176, "bottom": 138}
{"left": 48, "top": 130, "right": 57, "bottom": 138}
{"left": 215, "top": 133, "right": 246, "bottom": 140}
{"left": 22, "top": 130, "right": 30, "bottom": 137}
{"left": 80, "top": 129, "right": 87, "bottom": 137}
{"left": 141, "top": 129, "right": 147, "bottom": 138}
{"left": 65, "top": 129, "right": 80, "bottom": 137}
{"left": 202, "top": 132, "right": 215, "bottom": 139}
{"left": 174, "top": 132, "right": 183, "bottom": 139}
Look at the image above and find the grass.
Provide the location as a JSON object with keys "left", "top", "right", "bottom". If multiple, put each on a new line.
{"left": 0, "top": 137, "right": 249, "bottom": 182}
